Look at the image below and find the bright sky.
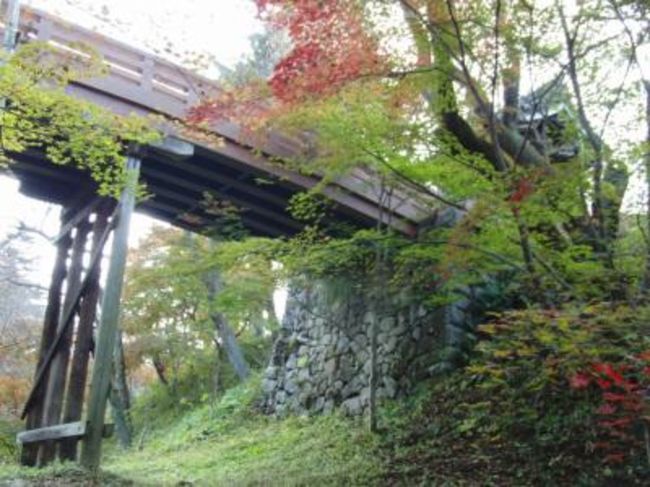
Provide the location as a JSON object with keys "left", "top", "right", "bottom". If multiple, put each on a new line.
{"left": 1, "top": 0, "right": 262, "bottom": 286}
{"left": 24, "top": 0, "right": 262, "bottom": 72}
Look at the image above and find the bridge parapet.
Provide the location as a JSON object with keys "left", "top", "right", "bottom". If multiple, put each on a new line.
{"left": 8, "top": 5, "right": 218, "bottom": 118}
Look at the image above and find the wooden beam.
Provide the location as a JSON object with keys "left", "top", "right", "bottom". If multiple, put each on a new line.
{"left": 81, "top": 156, "right": 140, "bottom": 471}
{"left": 3, "top": 0, "right": 21, "bottom": 53}
{"left": 60, "top": 202, "right": 112, "bottom": 462}
{"left": 144, "top": 198, "right": 286, "bottom": 238}
{"left": 18, "top": 422, "right": 85, "bottom": 445}
{"left": 53, "top": 197, "right": 102, "bottom": 243}
{"left": 146, "top": 156, "right": 290, "bottom": 209}
{"left": 17, "top": 422, "right": 115, "bottom": 444}
{"left": 20, "top": 210, "right": 117, "bottom": 420}
{"left": 21, "top": 209, "right": 73, "bottom": 466}
{"left": 196, "top": 144, "right": 417, "bottom": 235}
{"left": 144, "top": 175, "right": 303, "bottom": 231}
{"left": 149, "top": 136, "right": 194, "bottom": 159}
{"left": 39, "top": 215, "right": 92, "bottom": 466}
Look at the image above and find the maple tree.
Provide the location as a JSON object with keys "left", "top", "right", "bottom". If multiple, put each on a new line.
{"left": 186, "top": 3, "right": 650, "bottom": 470}
{"left": 190, "top": 0, "right": 650, "bottom": 305}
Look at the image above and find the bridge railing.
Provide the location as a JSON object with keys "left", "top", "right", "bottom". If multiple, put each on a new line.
{"left": 10, "top": 6, "right": 218, "bottom": 119}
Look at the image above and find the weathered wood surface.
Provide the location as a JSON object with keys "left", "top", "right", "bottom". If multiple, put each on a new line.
{"left": 18, "top": 422, "right": 85, "bottom": 445}
{"left": 20, "top": 208, "right": 73, "bottom": 466}
{"left": 17, "top": 422, "right": 115, "bottom": 445}
{"left": 81, "top": 157, "right": 140, "bottom": 470}
{"left": 52, "top": 197, "right": 102, "bottom": 243}
{"left": 60, "top": 203, "right": 113, "bottom": 462}
{"left": 20, "top": 207, "right": 117, "bottom": 420}
{"left": 38, "top": 213, "right": 92, "bottom": 465}
{"left": 1, "top": 5, "right": 438, "bottom": 237}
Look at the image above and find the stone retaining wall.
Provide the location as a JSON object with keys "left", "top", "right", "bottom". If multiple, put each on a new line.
{"left": 261, "top": 280, "right": 477, "bottom": 416}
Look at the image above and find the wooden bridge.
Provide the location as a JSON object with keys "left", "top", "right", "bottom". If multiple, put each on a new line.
{"left": 0, "top": 2, "right": 440, "bottom": 471}
{"left": 6, "top": 4, "right": 432, "bottom": 237}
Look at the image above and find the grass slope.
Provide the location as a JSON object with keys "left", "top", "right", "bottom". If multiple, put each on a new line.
{"left": 0, "top": 379, "right": 383, "bottom": 486}
{"left": 3, "top": 303, "right": 649, "bottom": 486}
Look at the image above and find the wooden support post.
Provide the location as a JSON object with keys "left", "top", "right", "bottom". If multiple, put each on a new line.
{"left": 2, "top": 0, "right": 21, "bottom": 53}
{"left": 59, "top": 203, "right": 112, "bottom": 462}
{"left": 38, "top": 214, "right": 92, "bottom": 466}
{"left": 20, "top": 209, "right": 72, "bottom": 466}
{"left": 81, "top": 156, "right": 140, "bottom": 471}
{"left": 20, "top": 210, "right": 117, "bottom": 421}
{"left": 53, "top": 197, "right": 102, "bottom": 244}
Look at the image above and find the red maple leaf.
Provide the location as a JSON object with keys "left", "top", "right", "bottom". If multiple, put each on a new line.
{"left": 259, "top": 1, "right": 386, "bottom": 103}
{"left": 602, "top": 392, "right": 627, "bottom": 402}
{"left": 603, "top": 452, "right": 625, "bottom": 464}
{"left": 509, "top": 177, "right": 535, "bottom": 204}
{"left": 593, "top": 363, "right": 625, "bottom": 386}
{"left": 596, "top": 377, "right": 613, "bottom": 390}
{"left": 569, "top": 372, "right": 591, "bottom": 390}
{"left": 596, "top": 403, "right": 617, "bottom": 415}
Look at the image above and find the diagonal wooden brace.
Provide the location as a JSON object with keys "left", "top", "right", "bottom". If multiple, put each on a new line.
{"left": 20, "top": 206, "right": 118, "bottom": 419}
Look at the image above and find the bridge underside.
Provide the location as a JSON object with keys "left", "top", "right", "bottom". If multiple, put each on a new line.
{"left": 8, "top": 144, "right": 388, "bottom": 239}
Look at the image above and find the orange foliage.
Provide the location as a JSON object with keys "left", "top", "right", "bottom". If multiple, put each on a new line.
{"left": 0, "top": 375, "right": 30, "bottom": 417}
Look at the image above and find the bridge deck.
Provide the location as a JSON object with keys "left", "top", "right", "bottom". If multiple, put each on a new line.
{"left": 2, "top": 5, "right": 437, "bottom": 237}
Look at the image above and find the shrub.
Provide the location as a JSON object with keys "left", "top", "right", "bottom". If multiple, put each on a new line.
{"left": 385, "top": 302, "right": 650, "bottom": 485}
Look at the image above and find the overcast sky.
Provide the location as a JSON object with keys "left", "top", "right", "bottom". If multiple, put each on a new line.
{"left": 1, "top": 0, "right": 262, "bottom": 286}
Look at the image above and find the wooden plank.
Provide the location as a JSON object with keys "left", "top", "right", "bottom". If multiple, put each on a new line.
{"left": 20, "top": 210, "right": 117, "bottom": 420}
{"left": 81, "top": 156, "right": 140, "bottom": 471}
{"left": 53, "top": 197, "right": 102, "bottom": 243}
{"left": 39, "top": 215, "right": 92, "bottom": 466}
{"left": 20, "top": 208, "right": 73, "bottom": 466}
{"left": 18, "top": 422, "right": 85, "bottom": 445}
{"left": 60, "top": 203, "right": 112, "bottom": 462}
{"left": 17, "top": 422, "right": 115, "bottom": 444}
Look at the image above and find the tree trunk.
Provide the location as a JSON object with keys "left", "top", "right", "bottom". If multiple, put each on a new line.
{"left": 205, "top": 268, "right": 250, "bottom": 382}
{"left": 642, "top": 80, "right": 650, "bottom": 292}
{"left": 152, "top": 356, "right": 168, "bottom": 386}
{"left": 368, "top": 305, "right": 379, "bottom": 433}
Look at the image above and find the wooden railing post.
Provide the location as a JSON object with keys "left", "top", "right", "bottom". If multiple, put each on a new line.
{"left": 81, "top": 156, "right": 140, "bottom": 471}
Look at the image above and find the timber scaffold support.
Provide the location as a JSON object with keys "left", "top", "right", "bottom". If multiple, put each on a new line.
{"left": 18, "top": 156, "right": 141, "bottom": 470}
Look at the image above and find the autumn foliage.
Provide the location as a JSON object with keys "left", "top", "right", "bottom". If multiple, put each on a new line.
{"left": 0, "top": 377, "right": 29, "bottom": 417}
{"left": 470, "top": 304, "right": 650, "bottom": 473}
{"left": 189, "top": 0, "right": 386, "bottom": 125}
{"left": 255, "top": 0, "right": 384, "bottom": 102}
{"left": 570, "top": 356, "right": 650, "bottom": 465}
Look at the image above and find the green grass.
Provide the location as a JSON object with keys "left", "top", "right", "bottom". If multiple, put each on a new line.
{"left": 106, "top": 413, "right": 380, "bottom": 486}
{"left": 105, "top": 379, "right": 382, "bottom": 486}
{"left": 1, "top": 379, "right": 383, "bottom": 486}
